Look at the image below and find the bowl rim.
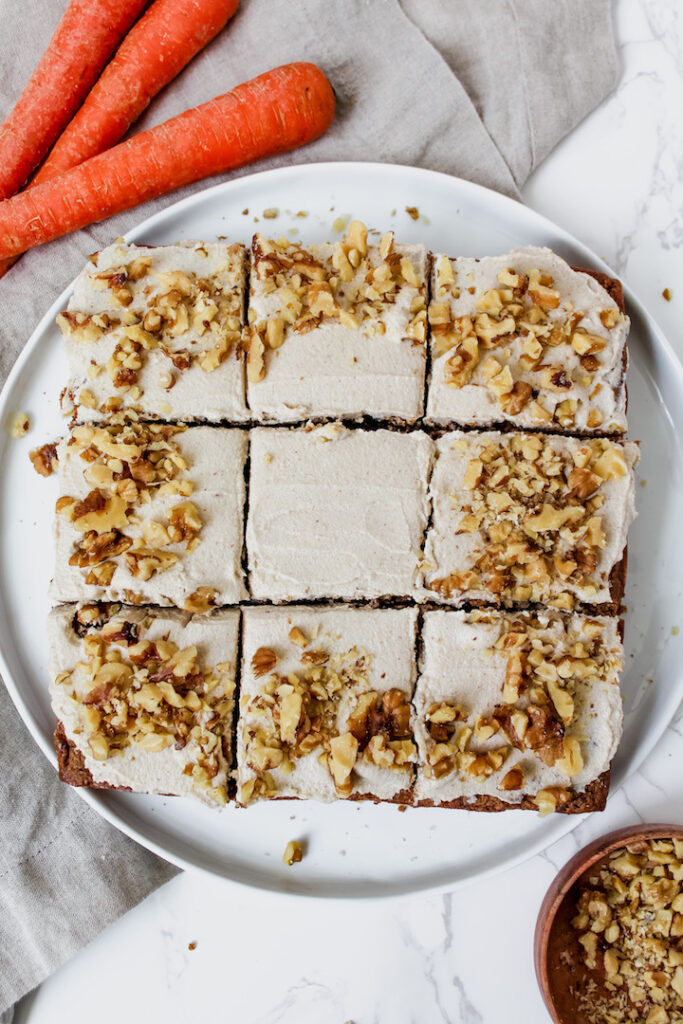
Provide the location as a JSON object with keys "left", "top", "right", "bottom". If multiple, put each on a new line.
{"left": 534, "top": 822, "right": 683, "bottom": 1022}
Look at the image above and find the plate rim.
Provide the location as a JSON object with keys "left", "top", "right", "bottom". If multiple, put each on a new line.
{"left": 2, "top": 160, "right": 682, "bottom": 902}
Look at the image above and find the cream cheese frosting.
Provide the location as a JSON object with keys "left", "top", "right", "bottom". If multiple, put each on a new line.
{"left": 427, "top": 246, "right": 629, "bottom": 432}
{"left": 413, "top": 609, "right": 623, "bottom": 806}
{"left": 237, "top": 605, "right": 418, "bottom": 803}
{"left": 49, "top": 604, "right": 239, "bottom": 805}
{"left": 51, "top": 421, "right": 247, "bottom": 607}
{"left": 423, "top": 430, "right": 638, "bottom": 608}
{"left": 247, "top": 423, "right": 433, "bottom": 600}
{"left": 58, "top": 241, "right": 248, "bottom": 422}
{"left": 245, "top": 227, "right": 427, "bottom": 422}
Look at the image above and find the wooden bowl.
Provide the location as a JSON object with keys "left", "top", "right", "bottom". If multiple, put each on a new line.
{"left": 534, "top": 823, "right": 683, "bottom": 1023}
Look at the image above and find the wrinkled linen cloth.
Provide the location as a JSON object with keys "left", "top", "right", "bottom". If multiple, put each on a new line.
{"left": 0, "top": 0, "right": 618, "bottom": 1012}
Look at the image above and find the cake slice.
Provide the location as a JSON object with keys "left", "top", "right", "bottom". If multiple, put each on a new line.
{"left": 57, "top": 240, "right": 248, "bottom": 422}
{"left": 247, "top": 423, "right": 433, "bottom": 600}
{"left": 427, "top": 247, "right": 628, "bottom": 433}
{"left": 51, "top": 417, "right": 247, "bottom": 608}
{"left": 413, "top": 609, "right": 623, "bottom": 813}
{"left": 245, "top": 222, "right": 428, "bottom": 422}
{"left": 50, "top": 603, "right": 239, "bottom": 805}
{"left": 423, "top": 430, "right": 638, "bottom": 611}
{"left": 236, "top": 605, "right": 418, "bottom": 804}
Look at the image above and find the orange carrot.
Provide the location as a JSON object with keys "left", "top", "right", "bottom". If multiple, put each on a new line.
{"left": 0, "top": 63, "right": 335, "bottom": 261}
{"left": 0, "top": 0, "right": 149, "bottom": 202}
{"left": 34, "top": 0, "right": 240, "bottom": 184}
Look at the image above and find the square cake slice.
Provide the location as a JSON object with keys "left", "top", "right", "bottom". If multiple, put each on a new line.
{"left": 247, "top": 424, "right": 433, "bottom": 600}
{"left": 245, "top": 223, "right": 428, "bottom": 422}
{"left": 423, "top": 431, "right": 638, "bottom": 611}
{"left": 51, "top": 418, "right": 247, "bottom": 607}
{"left": 413, "top": 609, "right": 623, "bottom": 812}
{"left": 427, "top": 246, "right": 628, "bottom": 433}
{"left": 237, "top": 605, "right": 418, "bottom": 804}
{"left": 57, "top": 241, "right": 248, "bottom": 423}
{"left": 50, "top": 603, "right": 239, "bottom": 805}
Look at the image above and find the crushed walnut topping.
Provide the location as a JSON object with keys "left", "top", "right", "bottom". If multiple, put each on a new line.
{"left": 245, "top": 221, "right": 427, "bottom": 382}
{"left": 418, "top": 610, "right": 620, "bottom": 806}
{"left": 57, "top": 415, "right": 214, "bottom": 593}
{"left": 429, "top": 257, "right": 625, "bottom": 428}
{"left": 58, "top": 604, "right": 235, "bottom": 804}
{"left": 571, "top": 837, "right": 683, "bottom": 1023}
{"left": 240, "top": 632, "right": 416, "bottom": 804}
{"left": 56, "top": 246, "right": 244, "bottom": 412}
{"left": 428, "top": 433, "right": 632, "bottom": 609}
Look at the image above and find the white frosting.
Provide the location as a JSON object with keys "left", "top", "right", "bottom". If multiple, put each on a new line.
{"left": 427, "top": 246, "right": 629, "bottom": 431}
{"left": 51, "top": 427, "right": 247, "bottom": 606}
{"left": 413, "top": 610, "right": 623, "bottom": 804}
{"left": 247, "top": 240, "right": 427, "bottom": 422}
{"left": 247, "top": 424, "right": 433, "bottom": 600}
{"left": 237, "top": 605, "right": 418, "bottom": 801}
{"left": 63, "top": 241, "right": 248, "bottom": 422}
{"left": 48, "top": 605, "right": 239, "bottom": 804}
{"left": 423, "top": 430, "right": 638, "bottom": 606}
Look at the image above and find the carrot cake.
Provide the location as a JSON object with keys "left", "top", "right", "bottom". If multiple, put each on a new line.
{"left": 423, "top": 430, "right": 638, "bottom": 610}
{"left": 236, "top": 605, "right": 418, "bottom": 804}
{"left": 51, "top": 417, "right": 247, "bottom": 608}
{"left": 57, "top": 240, "right": 248, "bottom": 422}
{"left": 247, "top": 424, "right": 433, "bottom": 600}
{"left": 413, "top": 609, "right": 623, "bottom": 812}
{"left": 245, "top": 222, "right": 428, "bottom": 422}
{"left": 49, "top": 603, "right": 239, "bottom": 805}
{"left": 427, "top": 247, "right": 628, "bottom": 433}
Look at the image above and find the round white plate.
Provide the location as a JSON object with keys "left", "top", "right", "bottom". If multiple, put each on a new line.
{"left": 1, "top": 162, "right": 682, "bottom": 900}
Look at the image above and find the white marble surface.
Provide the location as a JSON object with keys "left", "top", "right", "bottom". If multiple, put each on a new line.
{"left": 14, "top": 0, "right": 683, "bottom": 1021}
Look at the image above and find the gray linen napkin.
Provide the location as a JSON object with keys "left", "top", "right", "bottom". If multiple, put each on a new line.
{"left": 0, "top": 0, "right": 618, "bottom": 1011}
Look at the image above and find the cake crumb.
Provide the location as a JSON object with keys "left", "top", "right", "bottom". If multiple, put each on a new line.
{"left": 188, "top": 941, "right": 197, "bottom": 951}
{"left": 10, "top": 412, "right": 30, "bottom": 438}
{"left": 264, "top": 452, "right": 273, "bottom": 464}
{"left": 296, "top": 210, "right": 308, "bottom": 218}
{"left": 405, "top": 206, "right": 419, "bottom": 220}
{"left": 241, "top": 208, "right": 249, "bottom": 215}
{"left": 332, "top": 215, "right": 349, "bottom": 233}
{"left": 673, "top": 626, "right": 680, "bottom": 636}
{"left": 263, "top": 207, "right": 278, "bottom": 219}
{"left": 283, "top": 839, "right": 303, "bottom": 866}
{"left": 663, "top": 287, "right": 672, "bottom": 301}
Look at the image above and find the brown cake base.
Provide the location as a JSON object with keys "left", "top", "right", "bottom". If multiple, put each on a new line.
{"left": 54, "top": 720, "right": 127, "bottom": 791}
{"left": 415, "top": 770, "right": 611, "bottom": 814}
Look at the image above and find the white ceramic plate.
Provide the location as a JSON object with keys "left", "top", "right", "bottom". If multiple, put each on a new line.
{"left": 2, "top": 162, "right": 682, "bottom": 900}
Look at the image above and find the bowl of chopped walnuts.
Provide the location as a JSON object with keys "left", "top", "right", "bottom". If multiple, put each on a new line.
{"left": 535, "top": 824, "right": 683, "bottom": 1024}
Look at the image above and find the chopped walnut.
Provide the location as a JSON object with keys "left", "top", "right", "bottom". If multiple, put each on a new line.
{"left": 56, "top": 246, "right": 244, "bottom": 411}
{"left": 429, "top": 257, "right": 624, "bottom": 428}
{"left": 241, "top": 637, "right": 415, "bottom": 804}
{"left": 30, "top": 441, "right": 58, "bottom": 476}
{"left": 417, "top": 610, "right": 620, "bottom": 808}
{"left": 283, "top": 839, "right": 303, "bottom": 866}
{"left": 10, "top": 413, "right": 30, "bottom": 438}
{"left": 58, "top": 417, "right": 202, "bottom": 591}
{"left": 60, "top": 605, "right": 234, "bottom": 804}
{"left": 246, "top": 222, "right": 426, "bottom": 381}
{"left": 571, "top": 837, "right": 683, "bottom": 1023}
{"left": 428, "top": 433, "right": 634, "bottom": 607}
